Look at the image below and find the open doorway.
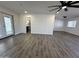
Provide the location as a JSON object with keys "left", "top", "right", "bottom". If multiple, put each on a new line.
{"left": 26, "top": 16, "right": 31, "bottom": 34}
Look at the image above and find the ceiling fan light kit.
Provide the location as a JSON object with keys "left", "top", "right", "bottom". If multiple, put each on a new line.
{"left": 62, "top": 6, "right": 67, "bottom": 9}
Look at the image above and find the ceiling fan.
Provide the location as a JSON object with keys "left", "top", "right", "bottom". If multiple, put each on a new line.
{"left": 48, "top": 1, "right": 79, "bottom": 13}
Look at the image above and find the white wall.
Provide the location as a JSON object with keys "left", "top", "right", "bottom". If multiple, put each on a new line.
{"left": 19, "top": 14, "right": 27, "bottom": 33}
{"left": 0, "top": 6, "right": 20, "bottom": 35}
{"left": 19, "top": 14, "right": 55, "bottom": 35}
{"left": 31, "top": 14, "right": 55, "bottom": 35}
{"left": 53, "top": 19, "right": 64, "bottom": 31}
{"left": 13, "top": 15, "right": 20, "bottom": 35}
{"left": 64, "top": 17, "right": 79, "bottom": 36}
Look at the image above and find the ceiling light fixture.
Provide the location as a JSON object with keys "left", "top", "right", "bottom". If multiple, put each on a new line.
{"left": 56, "top": 12, "right": 59, "bottom": 14}
{"left": 24, "top": 11, "right": 27, "bottom": 13}
{"left": 27, "top": 15, "right": 31, "bottom": 17}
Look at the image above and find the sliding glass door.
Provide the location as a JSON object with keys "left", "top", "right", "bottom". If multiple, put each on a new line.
{"left": 0, "top": 13, "right": 6, "bottom": 38}
{"left": 4, "top": 15, "right": 14, "bottom": 36}
{"left": 0, "top": 13, "right": 14, "bottom": 39}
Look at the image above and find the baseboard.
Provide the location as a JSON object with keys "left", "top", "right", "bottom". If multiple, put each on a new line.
{"left": 64, "top": 31, "right": 79, "bottom": 36}
{"left": 0, "top": 35, "right": 14, "bottom": 40}
{"left": 54, "top": 31, "right": 79, "bottom": 36}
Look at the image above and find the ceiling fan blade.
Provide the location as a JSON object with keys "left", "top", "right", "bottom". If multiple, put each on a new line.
{"left": 48, "top": 5, "right": 61, "bottom": 8}
{"left": 49, "top": 8, "right": 59, "bottom": 12}
{"left": 70, "top": 1, "right": 79, "bottom": 4}
{"left": 67, "top": 1, "right": 72, "bottom": 4}
{"left": 60, "top": 1, "right": 66, "bottom": 6}
{"left": 56, "top": 8, "right": 62, "bottom": 13}
{"left": 69, "top": 5, "right": 79, "bottom": 8}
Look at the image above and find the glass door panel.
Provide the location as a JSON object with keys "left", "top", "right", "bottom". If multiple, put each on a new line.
{"left": 0, "top": 13, "right": 6, "bottom": 38}
{"left": 4, "top": 16, "right": 13, "bottom": 36}
{"left": 0, "top": 13, "right": 14, "bottom": 39}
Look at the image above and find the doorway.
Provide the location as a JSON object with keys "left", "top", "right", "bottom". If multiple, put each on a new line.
{"left": 26, "top": 16, "right": 31, "bottom": 34}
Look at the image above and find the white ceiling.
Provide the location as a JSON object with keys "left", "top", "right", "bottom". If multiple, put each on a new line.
{"left": 0, "top": 1, "right": 60, "bottom": 14}
{"left": 0, "top": 1, "right": 79, "bottom": 19}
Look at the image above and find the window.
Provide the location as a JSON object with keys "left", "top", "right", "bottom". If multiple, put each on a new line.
{"left": 67, "top": 20, "right": 76, "bottom": 28}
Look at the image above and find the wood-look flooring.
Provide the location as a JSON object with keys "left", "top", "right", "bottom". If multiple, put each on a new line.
{"left": 0, "top": 32, "right": 79, "bottom": 58}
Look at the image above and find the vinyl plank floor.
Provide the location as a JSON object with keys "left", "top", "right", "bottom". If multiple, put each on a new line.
{"left": 0, "top": 32, "right": 79, "bottom": 58}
